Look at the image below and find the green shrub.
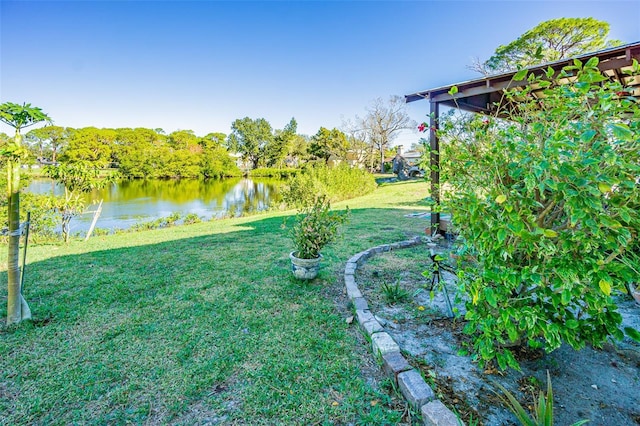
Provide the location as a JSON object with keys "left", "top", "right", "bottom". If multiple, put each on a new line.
{"left": 164, "top": 212, "right": 181, "bottom": 227}
{"left": 282, "top": 164, "right": 376, "bottom": 208}
{"left": 91, "top": 227, "right": 111, "bottom": 237}
{"left": 183, "top": 213, "right": 202, "bottom": 225}
{"left": 288, "top": 195, "right": 349, "bottom": 259}
{"left": 440, "top": 59, "right": 640, "bottom": 369}
{"left": 129, "top": 212, "right": 182, "bottom": 232}
{"left": 17, "top": 193, "right": 59, "bottom": 242}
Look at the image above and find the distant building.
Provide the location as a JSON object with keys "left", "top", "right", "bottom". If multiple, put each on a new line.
{"left": 391, "top": 146, "right": 424, "bottom": 179}
{"left": 229, "top": 152, "right": 251, "bottom": 171}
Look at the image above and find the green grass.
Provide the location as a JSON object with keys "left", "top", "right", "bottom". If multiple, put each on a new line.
{"left": 0, "top": 180, "right": 431, "bottom": 424}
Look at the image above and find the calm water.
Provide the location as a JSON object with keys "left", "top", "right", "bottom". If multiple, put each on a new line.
{"left": 26, "top": 177, "right": 284, "bottom": 234}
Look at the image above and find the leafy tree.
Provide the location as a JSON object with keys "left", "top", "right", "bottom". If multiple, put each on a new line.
{"left": 25, "top": 125, "right": 68, "bottom": 163}
{"left": 45, "top": 161, "right": 110, "bottom": 242}
{"left": 163, "top": 130, "right": 203, "bottom": 177}
{"left": 62, "top": 127, "right": 115, "bottom": 167}
{"left": 113, "top": 128, "right": 167, "bottom": 178}
{"left": 198, "top": 133, "right": 241, "bottom": 178}
{"left": 441, "top": 60, "right": 640, "bottom": 369}
{"left": 200, "top": 144, "right": 241, "bottom": 178}
{"left": 227, "top": 117, "right": 274, "bottom": 169}
{"left": 309, "top": 127, "right": 350, "bottom": 163}
{"left": 265, "top": 118, "right": 298, "bottom": 168}
{"left": 168, "top": 130, "right": 199, "bottom": 151}
{"left": 356, "top": 96, "right": 415, "bottom": 172}
{"left": 165, "top": 149, "right": 201, "bottom": 178}
{"left": 287, "top": 133, "right": 310, "bottom": 167}
{"left": 472, "top": 17, "right": 622, "bottom": 75}
{"left": 199, "top": 132, "right": 227, "bottom": 149}
{"left": 0, "top": 102, "right": 51, "bottom": 325}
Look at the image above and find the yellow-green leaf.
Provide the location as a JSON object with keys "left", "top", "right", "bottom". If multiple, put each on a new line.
{"left": 543, "top": 229, "right": 558, "bottom": 238}
{"left": 495, "top": 194, "right": 507, "bottom": 204}
{"left": 448, "top": 85, "right": 458, "bottom": 96}
{"left": 598, "top": 183, "right": 612, "bottom": 193}
{"left": 599, "top": 279, "right": 611, "bottom": 296}
{"left": 514, "top": 69, "right": 528, "bottom": 81}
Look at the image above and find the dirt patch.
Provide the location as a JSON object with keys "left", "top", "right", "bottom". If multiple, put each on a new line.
{"left": 357, "top": 243, "right": 640, "bottom": 426}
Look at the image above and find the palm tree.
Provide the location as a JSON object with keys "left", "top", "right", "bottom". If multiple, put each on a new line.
{"left": 0, "top": 102, "right": 51, "bottom": 325}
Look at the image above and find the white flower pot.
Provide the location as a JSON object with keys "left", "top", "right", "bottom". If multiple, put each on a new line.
{"left": 289, "top": 252, "right": 322, "bottom": 280}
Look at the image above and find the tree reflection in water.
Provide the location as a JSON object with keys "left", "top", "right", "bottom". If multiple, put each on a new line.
{"left": 26, "top": 177, "right": 284, "bottom": 232}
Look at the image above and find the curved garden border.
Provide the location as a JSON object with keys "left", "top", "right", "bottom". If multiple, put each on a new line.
{"left": 344, "top": 236, "right": 465, "bottom": 426}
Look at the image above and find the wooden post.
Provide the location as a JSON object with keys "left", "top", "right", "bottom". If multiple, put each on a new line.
{"left": 429, "top": 101, "right": 441, "bottom": 236}
{"left": 84, "top": 199, "right": 103, "bottom": 241}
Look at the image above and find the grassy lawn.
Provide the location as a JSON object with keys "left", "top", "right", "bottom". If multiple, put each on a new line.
{"left": 1, "top": 180, "right": 431, "bottom": 424}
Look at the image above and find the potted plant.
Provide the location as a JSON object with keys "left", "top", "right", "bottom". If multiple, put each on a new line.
{"left": 288, "top": 195, "right": 349, "bottom": 280}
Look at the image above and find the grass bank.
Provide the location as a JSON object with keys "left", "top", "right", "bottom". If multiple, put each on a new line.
{"left": 0, "top": 180, "right": 431, "bottom": 424}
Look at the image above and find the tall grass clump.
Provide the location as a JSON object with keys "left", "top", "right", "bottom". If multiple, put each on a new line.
{"left": 282, "top": 164, "right": 376, "bottom": 208}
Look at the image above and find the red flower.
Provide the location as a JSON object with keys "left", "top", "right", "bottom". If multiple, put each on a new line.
{"left": 483, "top": 119, "right": 490, "bottom": 125}
{"left": 418, "top": 123, "right": 426, "bottom": 132}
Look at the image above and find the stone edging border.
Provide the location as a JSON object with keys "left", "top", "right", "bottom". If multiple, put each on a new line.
{"left": 344, "top": 236, "right": 465, "bottom": 426}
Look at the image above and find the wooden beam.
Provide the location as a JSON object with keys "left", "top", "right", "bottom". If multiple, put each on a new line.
{"left": 429, "top": 78, "right": 527, "bottom": 103}
{"left": 429, "top": 101, "right": 441, "bottom": 236}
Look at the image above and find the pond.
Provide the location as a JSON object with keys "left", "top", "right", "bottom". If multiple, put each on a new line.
{"left": 26, "top": 177, "right": 285, "bottom": 234}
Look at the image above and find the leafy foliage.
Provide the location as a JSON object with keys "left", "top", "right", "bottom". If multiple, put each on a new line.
{"left": 440, "top": 59, "right": 640, "bottom": 369}
{"left": 227, "top": 117, "right": 275, "bottom": 169}
{"left": 45, "top": 161, "right": 111, "bottom": 242}
{"left": 0, "top": 192, "right": 59, "bottom": 242}
{"left": 264, "top": 118, "right": 299, "bottom": 168}
{"left": 309, "top": 127, "right": 351, "bottom": 163}
{"left": 0, "top": 102, "right": 52, "bottom": 132}
{"left": 288, "top": 195, "right": 349, "bottom": 259}
{"left": 24, "top": 126, "right": 242, "bottom": 179}
{"left": 182, "top": 213, "right": 202, "bottom": 225}
{"left": 25, "top": 125, "right": 68, "bottom": 162}
{"left": 282, "top": 163, "right": 376, "bottom": 209}
{"left": 474, "top": 18, "right": 621, "bottom": 75}
{"left": 130, "top": 212, "right": 183, "bottom": 231}
{"left": 61, "top": 127, "right": 115, "bottom": 168}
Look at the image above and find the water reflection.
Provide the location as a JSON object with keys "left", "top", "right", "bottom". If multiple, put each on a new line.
{"left": 26, "top": 178, "right": 284, "bottom": 233}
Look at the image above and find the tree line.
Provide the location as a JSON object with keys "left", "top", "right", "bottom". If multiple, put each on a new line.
{"left": 3, "top": 95, "right": 413, "bottom": 180}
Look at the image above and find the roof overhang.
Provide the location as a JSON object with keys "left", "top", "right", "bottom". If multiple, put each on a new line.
{"left": 405, "top": 41, "right": 640, "bottom": 117}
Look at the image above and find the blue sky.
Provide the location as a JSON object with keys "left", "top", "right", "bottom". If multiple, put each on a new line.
{"left": 1, "top": 0, "right": 639, "bottom": 147}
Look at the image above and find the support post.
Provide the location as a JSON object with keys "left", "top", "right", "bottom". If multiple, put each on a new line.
{"left": 85, "top": 199, "right": 103, "bottom": 241}
{"left": 429, "top": 101, "right": 441, "bottom": 236}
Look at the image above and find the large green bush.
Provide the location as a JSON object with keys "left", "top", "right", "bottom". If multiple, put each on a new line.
{"left": 441, "top": 59, "right": 640, "bottom": 369}
{"left": 282, "top": 163, "right": 376, "bottom": 208}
